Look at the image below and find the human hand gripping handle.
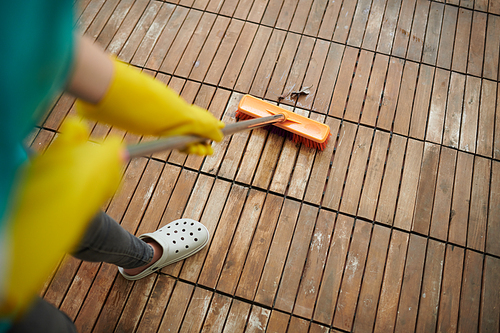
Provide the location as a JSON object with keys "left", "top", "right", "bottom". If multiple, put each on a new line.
{"left": 1, "top": 119, "right": 124, "bottom": 317}
{"left": 76, "top": 58, "right": 225, "bottom": 155}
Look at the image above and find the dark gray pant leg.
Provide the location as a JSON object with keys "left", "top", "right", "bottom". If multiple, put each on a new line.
{"left": 72, "top": 211, "right": 153, "bottom": 269}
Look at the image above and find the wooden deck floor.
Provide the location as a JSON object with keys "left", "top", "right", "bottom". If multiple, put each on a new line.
{"left": 30, "top": 0, "right": 500, "bottom": 331}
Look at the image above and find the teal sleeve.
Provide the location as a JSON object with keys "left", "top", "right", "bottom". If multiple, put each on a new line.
{"left": 0, "top": 0, "right": 75, "bottom": 327}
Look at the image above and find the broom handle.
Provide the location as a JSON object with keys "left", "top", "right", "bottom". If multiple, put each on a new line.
{"left": 126, "top": 114, "right": 285, "bottom": 159}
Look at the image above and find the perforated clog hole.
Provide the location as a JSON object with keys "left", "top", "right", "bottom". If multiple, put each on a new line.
{"left": 190, "top": 232, "right": 193, "bottom": 236}
{"left": 175, "top": 250, "right": 179, "bottom": 253}
{"left": 190, "top": 222, "right": 194, "bottom": 226}
{"left": 173, "top": 240, "right": 176, "bottom": 244}
{"left": 185, "top": 245, "right": 189, "bottom": 248}
{"left": 181, "top": 237, "right": 184, "bottom": 241}
{"left": 174, "top": 230, "right": 178, "bottom": 233}
{"left": 167, "top": 233, "right": 170, "bottom": 236}
{"left": 198, "top": 228, "right": 201, "bottom": 231}
{"left": 175, "top": 222, "right": 179, "bottom": 225}
{"left": 183, "top": 221, "right": 187, "bottom": 224}
{"left": 182, "top": 229, "right": 186, "bottom": 232}
{"left": 194, "top": 238, "right": 198, "bottom": 242}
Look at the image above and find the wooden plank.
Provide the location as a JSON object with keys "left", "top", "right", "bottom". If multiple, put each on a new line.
{"left": 452, "top": 8, "right": 472, "bottom": 74}
{"left": 157, "top": 281, "right": 195, "bottom": 333}
{"left": 219, "top": 22, "right": 259, "bottom": 89}
{"left": 179, "top": 287, "right": 213, "bottom": 332}
{"left": 409, "top": 64, "right": 435, "bottom": 140}
{"left": 276, "top": 0, "right": 300, "bottom": 30}
{"left": 93, "top": 0, "right": 136, "bottom": 50}
{"left": 483, "top": 14, "right": 500, "bottom": 81}
{"left": 487, "top": 161, "right": 500, "bottom": 256}
{"left": 135, "top": 275, "right": 177, "bottom": 333}
{"left": 376, "top": 57, "right": 404, "bottom": 130}
{"left": 328, "top": 47, "right": 359, "bottom": 118}
{"left": 296, "top": 40, "right": 331, "bottom": 110}
{"left": 436, "top": 245, "right": 464, "bottom": 333}
{"left": 467, "top": 11, "right": 487, "bottom": 77}
{"left": 187, "top": 16, "right": 231, "bottom": 81}
{"left": 197, "top": 184, "right": 248, "bottom": 288}
{"left": 218, "top": 193, "right": 280, "bottom": 295}
{"left": 360, "top": 53, "right": 390, "bottom": 127}
{"left": 457, "top": 250, "right": 483, "bottom": 332}
{"left": 261, "top": 0, "right": 285, "bottom": 27}
{"left": 107, "top": 0, "right": 151, "bottom": 56}
{"left": 252, "top": 133, "right": 286, "bottom": 190}
{"left": 362, "top": 0, "right": 388, "bottom": 51}
{"left": 247, "top": 0, "right": 271, "bottom": 23}
{"left": 254, "top": 199, "right": 301, "bottom": 307}
{"left": 429, "top": 147, "right": 456, "bottom": 241}
{"left": 303, "top": 0, "right": 330, "bottom": 37}
{"left": 293, "top": 209, "right": 337, "bottom": 319}
{"left": 313, "top": 214, "right": 354, "bottom": 325}
{"left": 333, "top": 221, "right": 372, "bottom": 331}
{"left": 248, "top": 29, "right": 287, "bottom": 98}
{"left": 322, "top": 121, "right": 357, "bottom": 210}
{"left": 393, "top": 234, "right": 427, "bottom": 333}
{"left": 375, "top": 134, "right": 406, "bottom": 225}
{"left": 436, "top": 5, "right": 458, "bottom": 70}
{"left": 391, "top": 0, "right": 417, "bottom": 58}
{"left": 202, "top": 19, "right": 245, "bottom": 85}
{"left": 222, "top": 299, "right": 252, "bottom": 333}
{"left": 280, "top": 36, "right": 316, "bottom": 106}
{"left": 246, "top": 306, "right": 271, "bottom": 332}
{"left": 339, "top": 126, "right": 374, "bottom": 215}
{"left": 42, "top": 94, "right": 74, "bottom": 131}
{"left": 460, "top": 76, "right": 481, "bottom": 153}
{"left": 422, "top": 2, "right": 444, "bottom": 65}
{"left": 43, "top": 256, "right": 81, "bottom": 308}
{"left": 352, "top": 225, "right": 391, "bottom": 333}
{"left": 460, "top": 0, "right": 473, "bottom": 9}
{"left": 264, "top": 33, "right": 301, "bottom": 101}
{"left": 443, "top": 72, "right": 466, "bottom": 149}
{"left": 288, "top": 316, "right": 310, "bottom": 332}
{"left": 312, "top": 43, "right": 345, "bottom": 114}
{"left": 346, "top": 0, "right": 372, "bottom": 47}
{"left": 232, "top": 25, "right": 272, "bottom": 92}
{"left": 265, "top": 310, "right": 290, "bottom": 333}
{"left": 412, "top": 142, "right": 440, "bottom": 235}
{"left": 426, "top": 68, "right": 450, "bottom": 144}
{"left": 393, "top": 139, "right": 424, "bottom": 231}
{"left": 490, "top": 0, "right": 500, "bottom": 14}
{"left": 128, "top": 4, "right": 175, "bottom": 67}
{"left": 287, "top": 114, "right": 325, "bottom": 199}
{"left": 480, "top": 256, "right": 500, "bottom": 332}
{"left": 358, "top": 131, "right": 391, "bottom": 220}
{"left": 373, "top": 230, "right": 409, "bottom": 333}
{"left": 477, "top": 80, "right": 496, "bottom": 157}
{"left": 273, "top": 204, "right": 319, "bottom": 313}
{"left": 84, "top": 0, "right": 121, "bottom": 41}
{"left": 172, "top": 13, "right": 218, "bottom": 77}
{"left": 332, "top": 0, "right": 358, "bottom": 44}
{"left": 376, "top": 0, "right": 402, "bottom": 54}
{"left": 77, "top": 0, "right": 106, "bottom": 33}
{"left": 317, "top": 0, "right": 343, "bottom": 40}
{"left": 468, "top": 156, "right": 490, "bottom": 251}
{"left": 289, "top": 0, "right": 314, "bottom": 33}
{"left": 415, "top": 240, "right": 445, "bottom": 333}
{"left": 159, "top": 10, "right": 204, "bottom": 74}
{"left": 406, "top": 0, "right": 430, "bottom": 62}
{"left": 448, "top": 152, "right": 473, "bottom": 247}
{"left": 303, "top": 117, "right": 341, "bottom": 205}
{"left": 201, "top": 293, "right": 232, "bottom": 333}
{"left": 393, "top": 61, "right": 419, "bottom": 136}
{"left": 270, "top": 108, "right": 306, "bottom": 194}
{"left": 343, "top": 50, "right": 374, "bottom": 123}
{"left": 118, "top": 1, "right": 163, "bottom": 63}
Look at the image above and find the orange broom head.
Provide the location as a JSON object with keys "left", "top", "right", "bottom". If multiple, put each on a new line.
{"left": 236, "top": 95, "right": 332, "bottom": 150}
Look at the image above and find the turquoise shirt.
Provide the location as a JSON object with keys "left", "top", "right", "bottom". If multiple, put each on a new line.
{"left": 0, "top": 0, "right": 74, "bottom": 329}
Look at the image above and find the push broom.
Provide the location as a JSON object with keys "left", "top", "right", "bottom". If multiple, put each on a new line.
{"left": 127, "top": 95, "right": 331, "bottom": 158}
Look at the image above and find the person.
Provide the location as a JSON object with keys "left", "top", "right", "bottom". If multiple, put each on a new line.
{"left": 0, "top": 2, "right": 224, "bottom": 332}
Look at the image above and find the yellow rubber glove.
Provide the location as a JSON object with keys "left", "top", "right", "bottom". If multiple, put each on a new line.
{"left": 76, "top": 59, "right": 225, "bottom": 155}
{"left": 1, "top": 118, "right": 124, "bottom": 317}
